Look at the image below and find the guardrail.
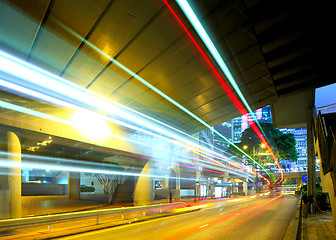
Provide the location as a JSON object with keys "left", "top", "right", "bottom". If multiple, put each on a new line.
{"left": 313, "top": 109, "right": 336, "bottom": 175}
{"left": 0, "top": 202, "right": 190, "bottom": 232}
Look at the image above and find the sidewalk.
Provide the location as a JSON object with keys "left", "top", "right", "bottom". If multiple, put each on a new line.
{"left": 21, "top": 194, "right": 108, "bottom": 217}
{"left": 302, "top": 211, "right": 336, "bottom": 239}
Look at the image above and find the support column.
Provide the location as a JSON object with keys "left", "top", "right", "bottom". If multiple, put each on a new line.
{"left": 244, "top": 176, "right": 248, "bottom": 196}
{"left": 0, "top": 130, "right": 21, "bottom": 219}
{"left": 307, "top": 90, "right": 316, "bottom": 213}
{"left": 297, "top": 176, "right": 302, "bottom": 189}
{"left": 195, "top": 170, "right": 201, "bottom": 200}
{"left": 68, "top": 172, "right": 80, "bottom": 200}
{"left": 134, "top": 161, "right": 153, "bottom": 205}
{"left": 307, "top": 95, "right": 316, "bottom": 198}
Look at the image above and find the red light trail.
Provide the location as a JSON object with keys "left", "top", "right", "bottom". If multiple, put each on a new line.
{"left": 163, "top": 0, "right": 283, "bottom": 183}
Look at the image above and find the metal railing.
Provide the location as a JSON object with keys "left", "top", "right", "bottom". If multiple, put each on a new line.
{"left": 313, "top": 108, "right": 336, "bottom": 175}
{"left": 316, "top": 103, "right": 336, "bottom": 114}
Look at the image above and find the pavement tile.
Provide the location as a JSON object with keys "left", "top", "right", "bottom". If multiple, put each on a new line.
{"left": 302, "top": 211, "right": 336, "bottom": 239}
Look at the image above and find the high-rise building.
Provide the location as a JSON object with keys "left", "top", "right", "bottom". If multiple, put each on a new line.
{"left": 279, "top": 128, "right": 307, "bottom": 170}
{"left": 232, "top": 105, "right": 272, "bottom": 143}
{"left": 214, "top": 120, "right": 233, "bottom": 147}
{"left": 207, "top": 105, "right": 308, "bottom": 172}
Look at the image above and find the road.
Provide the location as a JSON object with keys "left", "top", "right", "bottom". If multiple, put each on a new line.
{"left": 57, "top": 193, "right": 298, "bottom": 240}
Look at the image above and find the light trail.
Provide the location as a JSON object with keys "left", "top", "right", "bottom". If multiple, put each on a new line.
{"left": 0, "top": 155, "right": 199, "bottom": 182}
{"left": 164, "top": 193, "right": 283, "bottom": 240}
{"left": 0, "top": 50, "right": 257, "bottom": 177}
{"left": 206, "top": 196, "right": 286, "bottom": 239}
{"left": 163, "top": 0, "right": 281, "bottom": 183}
{"left": 50, "top": 17, "right": 273, "bottom": 181}
{"left": 0, "top": 93, "right": 250, "bottom": 176}
{"left": 0, "top": 100, "right": 247, "bottom": 176}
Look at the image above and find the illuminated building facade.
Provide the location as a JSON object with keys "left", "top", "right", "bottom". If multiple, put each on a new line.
{"left": 279, "top": 128, "right": 307, "bottom": 171}
{"left": 232, "top": 105, "right": 272, "bottom": 143}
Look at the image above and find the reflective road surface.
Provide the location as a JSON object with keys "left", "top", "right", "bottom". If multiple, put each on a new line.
{"left": 57, "top": 193, "right": 298, "bottom": 240}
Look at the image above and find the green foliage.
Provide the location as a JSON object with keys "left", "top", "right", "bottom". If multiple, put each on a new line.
{"left": 80, "top": 185, "right": 95, "bottom": 192}
{"left": 235, "top": 123, "right": 298, "bottom": 164}
{"left": 301, "top": 183, "right": 330, "bottom": 211}
{"left": 301, "top": 184, "right": 308, "bottom": 197}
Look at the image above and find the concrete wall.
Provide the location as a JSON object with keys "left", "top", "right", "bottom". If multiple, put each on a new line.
{"left": 22, "top": 183, "right": 67, "bottom": 195}
{"left": 154, "top": 189, "right": 180, "bottom": 200}
{"left": 315, "top": 135, "right": 336, "bottom": 230}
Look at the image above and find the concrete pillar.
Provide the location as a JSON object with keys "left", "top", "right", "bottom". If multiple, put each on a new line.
{"left": 297, "top": 176, "right": 302, "bottom": 188}
{"left": 68, "top": 172, "right": 80, "bottom": 199}
{"left": 307, "top": 100, "right": 316, "bottom": 198}
{"left": 306, "top": 91, "right": 316, "bottom": 214}
{"left": 244, "top": 176, "right": 248, "bottom": 196}
{"left": 134, "top": 161, "right": 153, "bottom": 205}
{"left": 0, "top": 130, "right": 21, "bottom": 219}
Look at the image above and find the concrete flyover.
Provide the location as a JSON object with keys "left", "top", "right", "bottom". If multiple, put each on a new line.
{"left": 0, "top": 0, "right": 333, "bottom": 224}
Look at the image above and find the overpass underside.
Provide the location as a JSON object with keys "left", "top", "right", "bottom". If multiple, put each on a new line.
{"left": 0, "top": 118, "right": 257, "bottom": 219}
{"left": 1, "top": 0, "right": 332, "bottom": 222}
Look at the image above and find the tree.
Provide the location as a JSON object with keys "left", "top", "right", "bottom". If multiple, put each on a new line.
{"left": 231, "top": 123, "right": 298, "bottom": 165}
{"left": 94, "top": 173, "right": 118, "bottom": 204}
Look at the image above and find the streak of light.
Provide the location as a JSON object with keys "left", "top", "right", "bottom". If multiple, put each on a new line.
{"left": 0, "top": 100, "right": 249, "bottom": 177}
{"left": 199, "top": 224, "right": 208, "bottom": 228}
{"left": 206, "top": 197, "right": 286, "bottom": 239}
{"left": 162, "top": 0, "right": 275, "bottom": 181}
{"left": 189, "top": 148, "right": 244, "bottom": 170}
{"left": 0, "top": 54, "right": 231, "bottom": 164}
{"left": 173, "top": 2, "right": 270, "bottom": 159}
{"left": 0, "top": 50, "right": 254, "bottom": 177}
{"left": 0, "top": 100, "right": 70, "bottom": 125}
{"left": 247, "top": 118, "right": 283, "bottom": 183}
{"left": 106, "top": 133, "right": 248, "bottom": 176}
{"left": 166, "top": 0, "right": 281, "bottom": 183}
{"left": 164, "top": 193, "right": 284, "bottom": 240}
{"left": 0, "top": 158, "right": 198, "bottom": 182}
{"left": 50, "top": 18, "right": 272, "bottom": 180}
{"left": 230, "top": 198, "right": 243, "bottom": 202}
{"left": 175, "top": 0, "right": 253, "bottom": 115}
{"left": 0, "top": 82, "right": 244, "bottom": 175}
{"left": 0, "top": 84, "right": 232, "bottom": 174}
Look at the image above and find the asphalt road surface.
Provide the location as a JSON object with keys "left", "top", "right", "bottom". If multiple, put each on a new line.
{"left": 57, "top": 193, "right": 298, "bottom": 240}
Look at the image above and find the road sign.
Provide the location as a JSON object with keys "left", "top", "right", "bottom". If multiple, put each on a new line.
{"left": 302, "top": 175, "right": 307, "bottom": 183}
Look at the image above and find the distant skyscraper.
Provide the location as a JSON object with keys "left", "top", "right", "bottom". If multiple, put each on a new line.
{"left": 279, "top": 128, "right": 307, "bottom": 170}
{"left": 214, "top": 120, "right": 233, "bottom": 146}
{"left": 207, "top": 105, "right": 308, "bottom": 171}
{"left": 232, "top": 105, "right": 272, "bottom": 143}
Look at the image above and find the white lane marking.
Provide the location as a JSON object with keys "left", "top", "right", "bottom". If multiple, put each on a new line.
{"left": 199, "top": 224, "right": 209, "bottom": 228}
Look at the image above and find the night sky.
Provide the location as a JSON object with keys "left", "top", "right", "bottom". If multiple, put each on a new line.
{"left": 315, "top": 83, "right": 336, "bottom": 108}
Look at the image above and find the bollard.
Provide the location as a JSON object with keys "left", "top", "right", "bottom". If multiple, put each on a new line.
{"left": 96, "top": 217, "right": 99, "bottom": 225}
{"left": 48, "top": 225, "right": 51, "bottom": 231}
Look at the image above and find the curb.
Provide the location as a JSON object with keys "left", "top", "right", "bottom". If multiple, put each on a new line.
{"left": 283, "top": 195, "right": 301, "bottom": 240}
